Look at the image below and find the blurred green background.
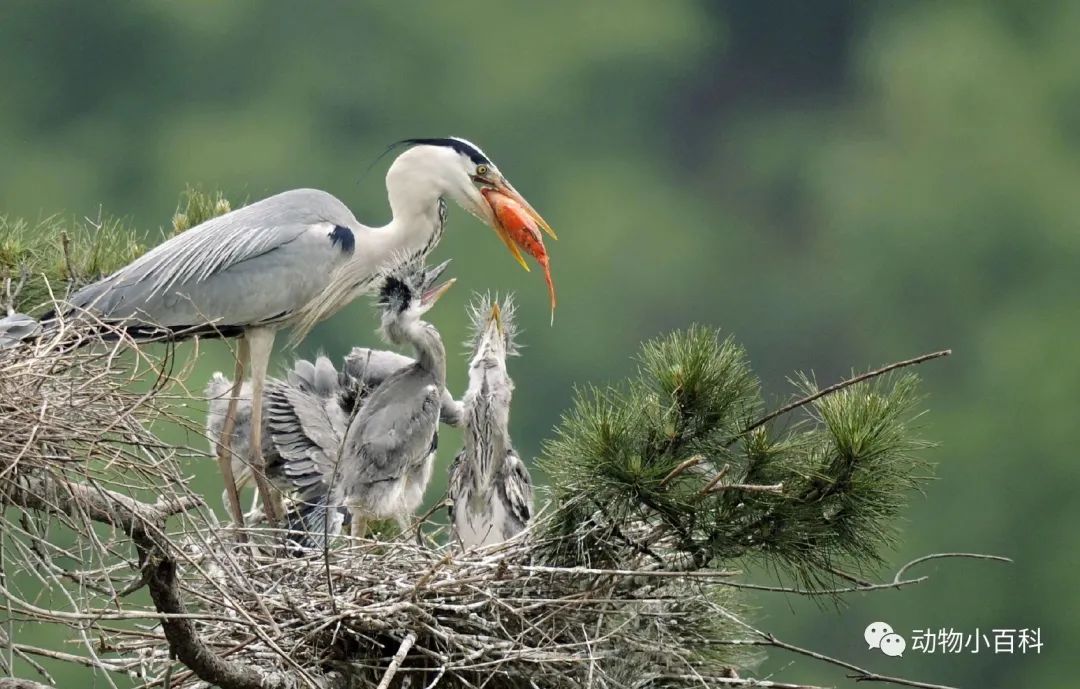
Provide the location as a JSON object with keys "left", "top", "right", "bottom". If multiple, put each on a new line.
{"left": 1, "top": 1, "right": 1075, "bottom": 686}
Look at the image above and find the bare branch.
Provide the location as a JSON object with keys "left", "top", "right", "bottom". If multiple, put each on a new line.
{"left": 732, "top": 349, "right": 951, "bottom": 443}
{"left": 375, "top": 632, "right": 416, "bottom": 689}
{"left": 2, "top": 471, "right": 304, "bottom": 689}
{"left": 659, "top": 455, "right": 704, "bottom": 488}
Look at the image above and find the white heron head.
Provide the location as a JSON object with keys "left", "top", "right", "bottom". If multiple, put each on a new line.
{"left": 387, "top": 137, "right": 556, "bottom": 271}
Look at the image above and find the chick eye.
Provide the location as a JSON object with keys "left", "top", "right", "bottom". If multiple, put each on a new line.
{"left": 475, "top": 164, "right": 489, "bottom": 177}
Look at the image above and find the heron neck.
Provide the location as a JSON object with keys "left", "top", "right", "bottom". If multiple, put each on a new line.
{"left": 375, "top": 198, "right": 445, "bottom": 264}
{"left": 379, "top": 166, "right": 448, "bottom": 260}
{"left": 463, "top": 379, "right": 512, "bottom": 488}
{"left": 387, "top": 321, "right": 447, "bottom": 383}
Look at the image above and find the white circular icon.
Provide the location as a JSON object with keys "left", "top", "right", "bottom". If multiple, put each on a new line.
{"left": 864, "top": 621, "right": 894, "bottom": 649}
{"left": 880, "top": 632, "right": 906, "bottom": 657}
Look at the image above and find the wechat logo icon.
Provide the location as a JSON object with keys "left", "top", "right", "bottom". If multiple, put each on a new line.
{"left": 865, "top": 622, "right": 906, "bottom": 658}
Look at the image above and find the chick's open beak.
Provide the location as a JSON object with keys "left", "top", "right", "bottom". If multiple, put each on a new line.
{"left": 421, "top": 278, "right": 456, "bottom": 307}
{"left": 489, "top": 302, "right": 503, "bottom": 336}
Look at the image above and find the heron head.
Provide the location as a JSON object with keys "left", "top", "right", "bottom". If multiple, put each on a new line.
{"left": 390, "top": 137, "right": 556, "bottom": 271}
{"left": 376, "top": 257, "right": 454, "bottom": 338}
{"left": 466, "top": 293, "right": 518, "bottom": 376}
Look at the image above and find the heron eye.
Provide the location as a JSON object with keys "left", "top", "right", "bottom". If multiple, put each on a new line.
{"left": 475, "top": 164, "right": 489, "bottom": 177}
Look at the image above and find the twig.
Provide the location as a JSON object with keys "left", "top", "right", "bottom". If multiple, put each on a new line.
{"left": 711, "top": 603, "right": 964, "bottom": 689}
{"left": 659, "top": 455, "right": 704, "bottom": 488}
{"left": 721, "top": 551, "right": 1010, "bottom": 596}
{"left": 707, "top": 482, "right": 784, "bottom": 495}
{"left": 59, "top": 231, "right": 76, "bottom": 283}
{"left": 657, "top": 677, "right": 829, "bottom": 689}
{"left": 375, "top": 632, "right": 416, "bottom": 689}
{"left": 4, "top": 472, "right": 303, "bottom": 689}
{"left": 698, "top": 464, "right": 730, "bottom": 495}
{"left": 893, "top": 552, "right": 1011, "bottom": 583}
{"left": 731, "top": 350, "right": 951, "bottom": 444}
{"left": 509, "top": 564, "right": 740, "bottom": 579}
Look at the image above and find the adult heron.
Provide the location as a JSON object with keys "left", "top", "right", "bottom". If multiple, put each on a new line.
{"left": 448, "top": 295, "right": 533, "bottom": 548}
{"left": 31, "top": 137, "right": 555, "bottom": 527}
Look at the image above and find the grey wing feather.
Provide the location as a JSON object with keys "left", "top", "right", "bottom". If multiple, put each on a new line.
{"left": 499, "top": 450, "right": 534, "bottom": 532}
{"left": 0, "top": 313, "right": 40, "bottom": 349}
{"left": 344, "top": 347, "right": 463, "bottom": 426}
{"left": 343, "top": 374, "right": 441, "bottom": 486}
{"left": 265, "top": 360, "right": 348, "bottom": 495}
{"left": 287, "top": 354, "right": 339, "bottom": 397}
{"left": 70, "top": 189, "right": 364, "bottom": 327}
{"left": 284, "top": 493, "right": 346, "bottom": 552}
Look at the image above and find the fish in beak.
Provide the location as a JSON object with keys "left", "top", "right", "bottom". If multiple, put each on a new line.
{"left": 481, "top": 184, "right": 557, "bottom": 323}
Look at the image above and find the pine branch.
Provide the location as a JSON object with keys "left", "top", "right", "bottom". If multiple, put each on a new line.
{"left": 732, "top": 349, "right": 951, "bottom": 443}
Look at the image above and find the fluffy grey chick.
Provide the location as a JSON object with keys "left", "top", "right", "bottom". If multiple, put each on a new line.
{"left": 341, "top": 347, "right": 464, "bottom": 427}
{"left": 448, "top": 294, "right": 533, "bottom": 548}
{"left": 206, "top": 356, "right": 341, "bottom": 518}
{"left": 336, "top": 257, "right": 454, "bottom": 537}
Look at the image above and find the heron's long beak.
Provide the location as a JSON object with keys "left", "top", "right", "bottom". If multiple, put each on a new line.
{"left": 421, "top": 278, "right": 456, "bottom": 307}
{"left": 493, "top": 179, "right": 557, "bottom": 240}
{"left": 425, "top": 259, "right": 452, "bottom": 286}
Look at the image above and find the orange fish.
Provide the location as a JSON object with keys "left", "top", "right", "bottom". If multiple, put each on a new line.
{"left": 483, "top": 188, "right": 557, "bottom": 322}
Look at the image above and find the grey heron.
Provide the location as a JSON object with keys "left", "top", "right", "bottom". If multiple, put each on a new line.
{"left": 205, "top": 354, "right": 343, "bottom": 518}
{"left": 448, "top": 295, "right": 533, "bottom": 548}
{"left": 205, "top": 345, "right": 463, "bottom": 537}
{"left": 336, "top": 257, "right": 454, "bottom": 538}
{"left": 13, "top": 137, "right": 555, "bottom": 528}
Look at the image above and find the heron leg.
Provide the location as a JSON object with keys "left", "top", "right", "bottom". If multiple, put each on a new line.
{"left": 214, "top": 340, "right": 248, "bottom": 528}
{"left": 349, "top": 509, "right": 368, "bottom": 539}
{"left": 245, "top": 327, "right": 284, "bottom": 525}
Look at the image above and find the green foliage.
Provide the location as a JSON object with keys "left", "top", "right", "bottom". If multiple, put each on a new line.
{"left": 0, "top": 213, "right": 144, "bottom": 312}
{"left": 541, "top": 327, "right": 931, "bottom": 588}
{"left": 0, "top": 188, "right": 232, "bottom": 313}
{"left": 170, "top": 186, "right": 231, "bottom": 235}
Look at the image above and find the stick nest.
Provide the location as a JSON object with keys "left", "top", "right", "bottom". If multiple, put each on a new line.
{"left": 0, "top": 324, "right": 755, "bottom": 689}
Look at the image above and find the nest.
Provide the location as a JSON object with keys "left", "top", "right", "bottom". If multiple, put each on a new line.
{"left": 0, "top": 322, "right": 752, "bottom": 689}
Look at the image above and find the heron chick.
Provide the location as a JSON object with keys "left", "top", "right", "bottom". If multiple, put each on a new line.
{"left": 205, "top": 355, "right": 343, "bottom": 519}
{"left": 449, "top": 294, "right": 533, "bottom": 548}
{"left": 206, "top": 346, "right": 463, "bottom": 545}
{"left": 333, "top": 258, "right": 454, "bottom": 538}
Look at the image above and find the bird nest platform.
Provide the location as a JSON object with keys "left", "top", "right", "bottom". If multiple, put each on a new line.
{"left": 0, "top": 326, "right": 751, "bottom": 689}
{"left": 0, "top": 319, "right": 970, "bottom": 689}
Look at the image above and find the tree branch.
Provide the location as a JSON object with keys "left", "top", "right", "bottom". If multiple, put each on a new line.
{"left": 731, "top": 349, "right": 951, "bottom": 444}
{"left": 1, "top": 471, "right": 318, "bottom": 689}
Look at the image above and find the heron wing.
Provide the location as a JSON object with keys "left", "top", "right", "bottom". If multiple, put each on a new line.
{"left": 264, "top": 365, "right": 348, "bottom": 495}
{"left": 447, "top": 450, "right": 465, "bottom": 525}
{"left": 343, "top": 371, "right": 441, "bottom": 486}
{"left": 68, "top": 189, "right": 365, "bottom": 328}
{"left": 344, "top": 347, "right": 463, "bottom": 426}
{"left": 498, "top": 450, "right": 534, "bottom": 529}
